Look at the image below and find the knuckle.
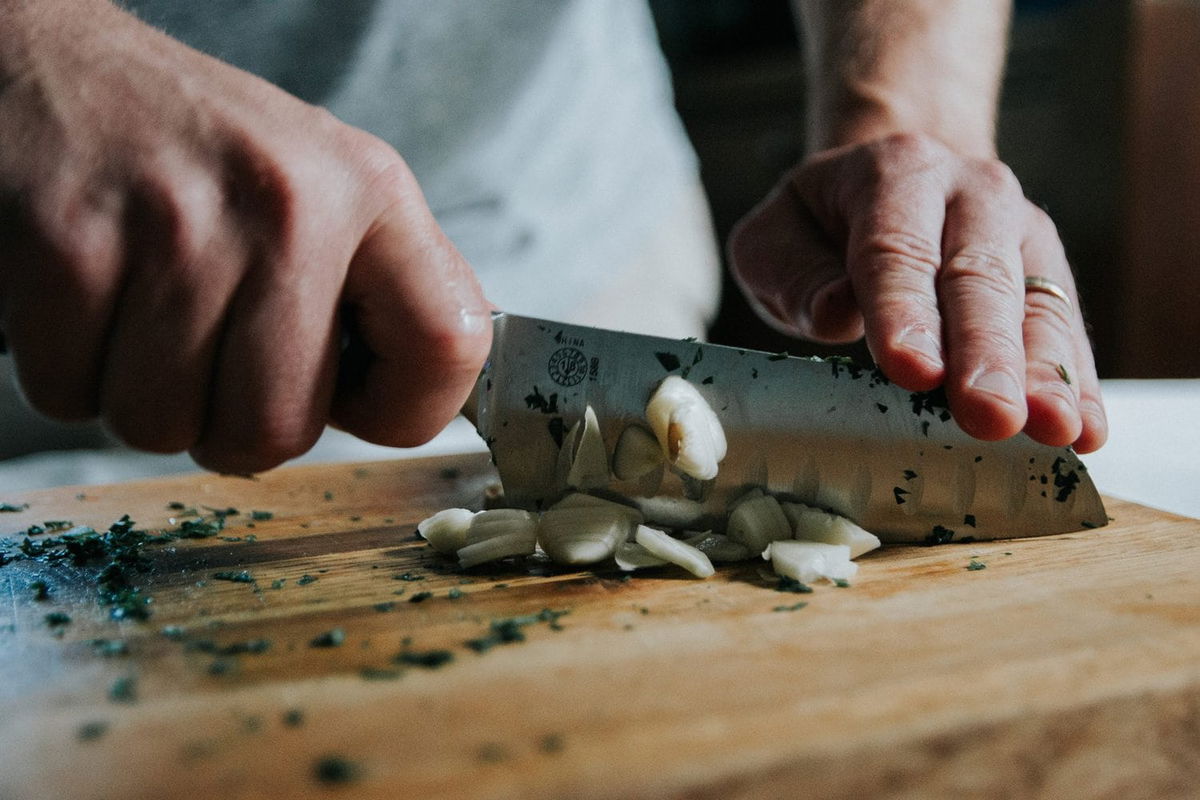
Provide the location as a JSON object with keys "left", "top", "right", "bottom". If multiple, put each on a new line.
{"left": 873, "top": 132, "right": 946, "bottom": 172}
{"left": 941, "top": 249, "right": 1020, "bottom": 293}
{"left": 1023, "top": 292, "right": 1075, "bottom": 329}
{"left": 854, "top": 226, "right": 941, "bottom": 278}
{"left": 972, "top": 159, "right": 1022, "bottom": 196}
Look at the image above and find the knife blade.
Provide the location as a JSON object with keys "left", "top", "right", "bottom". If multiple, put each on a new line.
{"left": 473, "top": 312, "right": 1107, "bottom": 542}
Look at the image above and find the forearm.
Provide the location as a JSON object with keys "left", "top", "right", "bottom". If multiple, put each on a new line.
{"left": 796, "top": 0, "right": 1011, "bottom": 158}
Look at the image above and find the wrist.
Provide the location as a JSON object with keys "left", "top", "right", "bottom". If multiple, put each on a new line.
{"left": 806, "top": 85, "right": 998, "bottom": 160}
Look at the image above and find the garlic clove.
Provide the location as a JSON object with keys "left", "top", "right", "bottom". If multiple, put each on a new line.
{"left": 782, "top": 502, "right": 881, "bottom": 559}
{"left": 612, "top": 423, "right": 663, "bottom": 481}
{"left": 726, "top": 493, "right": 792, "bottom": 554}
{"left": 645, "top": 376, "right": 727, "bottom": 480}
{"left": 635, "top": 524, "right": 715, "bottom": 578}
{"left": 417, "top": 507, "right": 476, "bottom": 554}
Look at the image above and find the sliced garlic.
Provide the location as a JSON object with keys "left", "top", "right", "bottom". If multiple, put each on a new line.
{"left": 645, "top": 376, "right": 727, "bottom": 480}
{"left": 635, "top": 525, "right": 715, "bottom": 578}
{"left": 565, "top": 405, "right": 609, "bottom": 490}
{"left": 416, "top": 507, "right": 476, "bottom": 555}
{"left": 763, "top": 540, "right": 858, "bottom": 584}
{"left": 457, "top": 509, "right": 538, "bottom": 568}
{"left": 781, "top": 502, "right": 881, "bottom": 559}
{"left": 726, "top": 493, "right": 791, "bottom": 554}
{"left": 550, "top": 493, "right": 643, "bottom": 524}
{"left": 612, "top": 423, "right": 663, "bottom": 481}
{"left": 538, "top": 504, "right": 635, "bottom": 565}
{"left": 614, "top": 541, "right": 669, "bottom": 571}
{"left": 681, "top": 531, "right": 753, "bottom": 562}
{"left": 630, "top": 495, "right": 708, "bottom": 530}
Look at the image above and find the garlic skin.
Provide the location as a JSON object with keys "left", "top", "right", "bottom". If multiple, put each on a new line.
{"left": 645, "top": 376, "right": 727, "bottom": 480}
{"left": 726, "top": 493, "right": 792, "bottom": 555}
{"left": 635, "top": 525, "right": 715, "bottom": 578}
{"left": 417, "top": 508, "right": 476, "bottom": 555}
{"left": 782, "top": 503, "right": 881, "bottom": 559}
{"left": 538, "top": 503, "right": 636, "bottom": 565}
{"left": 566, "top": 405, "right": 610, "bottom": 490}
{"left": 612, "top": 423, "right": 663, "bottom": 481}
{"left": 763, "top": 540, "right": 858, "bottom": 584}
{"left": 457, "top": 509, "right": 538, "bottom": 569}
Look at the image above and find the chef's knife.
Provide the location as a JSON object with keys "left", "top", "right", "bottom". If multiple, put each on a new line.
{"left": 474, "top": 312, "right": 1106, "bottom": 542}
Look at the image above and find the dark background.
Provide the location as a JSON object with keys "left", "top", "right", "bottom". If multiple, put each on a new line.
{"left": 647, "top": 0, "right": 1185, "bottom": 378}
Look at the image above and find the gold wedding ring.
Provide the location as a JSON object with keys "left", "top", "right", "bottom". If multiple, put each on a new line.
{"left": 1023, "top": 276, "right": 1072, "bottom": 308}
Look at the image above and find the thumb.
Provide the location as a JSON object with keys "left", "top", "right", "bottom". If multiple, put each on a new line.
{"left": 729, "top": 181, "right": 863, "bottom": 344}
{"left": 331, "top": 169, "right": 492, "bottom": 447}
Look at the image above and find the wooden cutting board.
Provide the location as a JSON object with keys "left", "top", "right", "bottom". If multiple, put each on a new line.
{"left": 0, "top": 453, "right": 1197, "bottom": 800}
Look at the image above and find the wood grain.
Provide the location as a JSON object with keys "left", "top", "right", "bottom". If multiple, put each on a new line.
{"left": 1, "top": 454, "right": 1197, "bottom": 799}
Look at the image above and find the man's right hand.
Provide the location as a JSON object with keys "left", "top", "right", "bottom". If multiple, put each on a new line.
{"left": 0, "top": 0, "right": 492, "bottom": 474}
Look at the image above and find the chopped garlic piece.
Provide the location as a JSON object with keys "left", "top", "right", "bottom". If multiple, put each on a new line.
{"left": 635, "top": 525, "right": 715, "bottom": 578}
{"left": 417, "top": 508, "right": 476, "bottom": 555}
{"left": 630, "top": 495, "right": 707, "bottom": 530}
{"left": 457, "top": 509, "right": 538, "bottom": 568}
{"left": 612, "top": 423, "right": 663, "bottom": 481}
{"left": 645, "top": 376, "right": 727, "bottom": 480}
{"left": 764, "top": 540, "right": 858, "bottom": 584}
{"left": 782, "top": 502, "right": 881, "bottom": 559}
{"left": 550, "top": 493, "right": 643, "bottom": 524}
{"left": 726, "top": 493, "right": 791, "bottom": 555}
{"left": 614, "top": 541, "right": 669, "bottom": 571}
{"left": 538, "top": 505, "right": 634, "bottom": 565}
{"left": 565, "top": 405, "right": 609, "bottom": 490}
{"left": 681, "top": 531, "right": 753, "bottom": 562}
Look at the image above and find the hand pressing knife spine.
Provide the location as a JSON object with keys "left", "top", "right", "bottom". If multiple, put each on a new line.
{"left": 472, "top": 312, "right": 1106, "bottom": 544}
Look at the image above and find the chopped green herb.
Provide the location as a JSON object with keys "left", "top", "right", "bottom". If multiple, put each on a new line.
{"left": 108, "top": 676, "right": 137, "bottom": 703}
{"left": 408, "top": 591, "right": 433, "bottom": 603}
{"left": 44, "top": 611, "right": 71, "bottom": 629}
{"left": 465, "top": 609, "right": 569, "bottom": 653}
{"left": 212, "top": 570, "right": 255, "bottom": 584}
{"left": 250, "top": 510, "right": 274, "bottom": 521}
{"left": 42, "top": 520, "right": 73, "bottom": 531}
{"left": 77, "top": 720, "right": 110, "bottom": 742}
{"left": 296, "top": 574, "right": 318, "bottom": 586}
{"left": 323, "top": 491, "right": 335, "bottom": 502}
{"left": 963, "top": 514, "right": 977, "bottom": 527}
{"left": 270, "top": 579, "right": 286, "bottom": 590}
{"left": 833, "top": 578, "right": 851, "bottom": 588}
{"left": 29, "top": 579, "right": 50, "bottom": 601}
{"left": 309, "top": 628, "right": 346, "bottom": 648}
{"left": 775, "top": 576, "right": 813, "bottom": 594}
{"left": 207, "top": 658, "right": 236, "bottom": 676}
{"left": 282, "top": 709, "right": 305, "bottom": 727}
{"left": 772, "top": 602, "right": 809, "bottom": 612}
{"left": 538, "top": 733, "right": 565, "bottom": 754}
{"left": 0, "top": 502, "right": 28, "bottom": 512}
{"left": 966, "top": 560, "right": 987, "bottom": 571}
{"left": 314, "top": 756, "right": 360, "bottom": 784}
{"left": 924, "top": 525, "right": 956, "bottom": 546}
{"left": 395, "top": 649, "right": 455, "bottom": 669}
{"left": 447, "top": 587, "right": 464, "bottom": 600}
{"left": 372, "top": 602, "right": 396, "bottom": 612}
{"left": 394, "top": 572, "right": 425, "bottom": 581}
{"left": 1056, "top": 363, "right": 1071, "bottom": 384}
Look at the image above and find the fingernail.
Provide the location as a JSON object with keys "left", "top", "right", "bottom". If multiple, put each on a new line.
{"left": 969, "top": 369, "right": 1022, "bottom": 405}
{"left": 897, "top": 328, "right": 942, "bottom": 367}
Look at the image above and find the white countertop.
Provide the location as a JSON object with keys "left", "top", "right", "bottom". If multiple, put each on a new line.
{"left": 2, "top": 380, "right": 1197, "bottom": 520}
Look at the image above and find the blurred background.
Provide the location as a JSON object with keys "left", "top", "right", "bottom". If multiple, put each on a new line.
{"left": 649, "top": 0, "right": 1198, "bottom": 378}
